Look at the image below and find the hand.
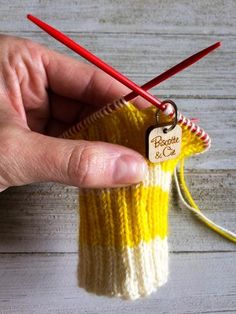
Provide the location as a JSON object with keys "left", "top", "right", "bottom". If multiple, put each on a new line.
{"left": 0, "top": 35, "right": 148, "bottom": 191}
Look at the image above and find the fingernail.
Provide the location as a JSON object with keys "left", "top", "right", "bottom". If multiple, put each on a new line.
{"left": 113, "top": 155, "right": 148, "bottom": 184}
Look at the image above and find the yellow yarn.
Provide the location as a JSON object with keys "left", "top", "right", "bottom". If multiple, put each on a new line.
{"left": 79, "top": 186, "right": 169, "bottom": 248}
{"left": 64, "top": 100, "right": 208, "bottom": 299}
{"left": 176, "top": 159, "right": 236, "bottom": 243}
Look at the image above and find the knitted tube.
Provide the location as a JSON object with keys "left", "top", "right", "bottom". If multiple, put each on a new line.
{"left": 63, "top": 99, "right": 208, "bottom": 299}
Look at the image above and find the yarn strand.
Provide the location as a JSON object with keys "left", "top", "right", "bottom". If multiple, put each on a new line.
{"left": 174, "top": 159, "right": 236, "bottom": 243}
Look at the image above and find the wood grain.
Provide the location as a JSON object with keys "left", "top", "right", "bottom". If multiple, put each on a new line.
{"left": 0, "top": 0, "right": 235, "bottom": 313}
{"left": 0, "top": 171, "right": 235, "bottom": 253}
{"left": 3, "top": 32, "right": 236, "bottom": 99}
{"left": 0, "top": 0, "right": 235, "bottom": 35}
{"left": 0, "top": 252, "right": 235, "bottom": 314}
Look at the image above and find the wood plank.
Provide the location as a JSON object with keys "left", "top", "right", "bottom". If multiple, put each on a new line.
{"left": 0, "top": 171, "right": 235, "bottom": 253}
{"left": 0, "top": 1, "right": 234, "bottom": 313}
{"left": 170, "top": 170, "right": 236, "bottom": 252}
{"left": 1, "top": 32, "right": 235, "bottom": 99}
{"left": 172, "top": 99, "right": 236, "bottom": 170}
{"left": 0, "top": 252, "right": 235, "bottom": 313}
{"left": 0, "top": 0, "right": 235, "bottom": 35}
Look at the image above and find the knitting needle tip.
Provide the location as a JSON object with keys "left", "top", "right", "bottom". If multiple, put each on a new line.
{"left": 125, "top": 41, "right": 221, "bottom": 102}
{"left": 27, "top": 14, "right": 163, "bottom": 109}
{"left": 27, "top": 14, "right": 222, "bottom": 111}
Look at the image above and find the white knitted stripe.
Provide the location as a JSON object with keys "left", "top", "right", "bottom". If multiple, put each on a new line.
{"left": 78, "top": 236, "right": 168, "bottom": 300}
{"left": 143, "top": 164, "right": 172, "bottom": 191}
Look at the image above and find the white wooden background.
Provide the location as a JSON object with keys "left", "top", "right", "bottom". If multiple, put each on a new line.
{"left": 0, "top": 1, "right": 235, "bottom": 313}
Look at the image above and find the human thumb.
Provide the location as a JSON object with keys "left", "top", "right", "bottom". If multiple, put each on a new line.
{"left": 0, "top": 128, "right": 148, "bottom": 189}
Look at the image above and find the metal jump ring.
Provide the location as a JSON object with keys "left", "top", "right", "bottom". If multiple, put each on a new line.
{"left": 159, "top": 100, "right": 178, "bottom": 133}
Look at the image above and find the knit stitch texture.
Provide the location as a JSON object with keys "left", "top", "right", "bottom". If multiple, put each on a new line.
{"left": 63, "top": 99, "right": 208, "bottom": 299}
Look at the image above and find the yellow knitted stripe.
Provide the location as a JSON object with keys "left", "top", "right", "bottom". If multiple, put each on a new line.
{"left": 180, "top": 124, "right": 206, "bottom": 157}
{"left": 79, "top": 185, "right": 169, "bottom": 249}
{"left": 67, "top": 102, "right": 206, "bottom": 162}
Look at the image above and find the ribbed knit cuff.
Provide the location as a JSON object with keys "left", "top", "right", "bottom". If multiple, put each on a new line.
{"left": 63, "top": 99, "right": 209, "bottom": 299}
{"left": 78, "top": 180, "right": 170, "bottom": 299}
{"left": 79, "top": 238, "right": 168, "bottom": 299}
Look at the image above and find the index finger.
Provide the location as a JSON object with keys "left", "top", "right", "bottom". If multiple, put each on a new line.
{"left": 42, "top": 45, "right": 150, "bottom": 109}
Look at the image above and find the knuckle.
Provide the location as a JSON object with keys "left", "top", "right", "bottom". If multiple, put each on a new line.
{"left": 67, "top": 144, "right": 101, "bottom": 187}
{"left": 0, "top": 127, "right": 29, "bottom": 167}
{"left": 1, "top": 130, "right": 18, "bottom": 157}
{"left": 0, "top": 129, "right": 21, "bottom": 187}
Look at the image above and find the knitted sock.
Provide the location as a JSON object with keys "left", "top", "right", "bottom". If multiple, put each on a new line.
{"left": 63, "top": 99, "right": 209, "bottom": 299}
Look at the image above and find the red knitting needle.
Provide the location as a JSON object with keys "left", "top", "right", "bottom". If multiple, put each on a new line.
{"left": 124, "top": 41, "right": 221, "bottom": 102}
{"left": 27, "top": 14, "right": 220, "bottom": 110}
{"left": 27, "top": 14, "right": 163, "bottom": 110}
